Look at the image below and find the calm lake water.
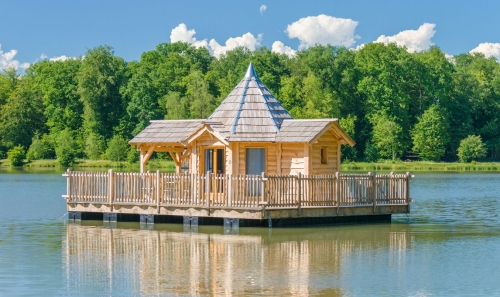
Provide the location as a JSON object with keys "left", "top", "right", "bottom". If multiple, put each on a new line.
{"left": 1, "top": 169, "right": 499, "bottom": 296}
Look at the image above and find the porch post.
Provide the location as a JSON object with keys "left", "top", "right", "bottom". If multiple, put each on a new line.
{"left": 406, "top": 172, "right": 411, "bottom": 213}
{"left": 371, "top": 172, "right": 377, "bottom": 212}
{"left": 140, "top": 150, "right": 146, "bottom": 173}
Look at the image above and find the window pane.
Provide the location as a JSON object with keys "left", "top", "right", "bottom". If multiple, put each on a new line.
{"left": 246, "top": 148, "right": 265, "bottom": 175}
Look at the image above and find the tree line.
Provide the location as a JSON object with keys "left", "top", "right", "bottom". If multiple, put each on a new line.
{"left": 1, "top": 42, "right": 499, "bottom": 165}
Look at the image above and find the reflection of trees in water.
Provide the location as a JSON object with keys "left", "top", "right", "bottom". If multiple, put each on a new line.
{"left": 64, "top": 224, "right": 412, "bottom": 296}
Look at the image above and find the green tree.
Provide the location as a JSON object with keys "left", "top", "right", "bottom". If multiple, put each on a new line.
{"left": 356, "top": 43, "right": 417, "bottom": 154}
{"left": 77, "top": 45, "right": 127, "bottom": 140}
{"left": 32, "top": 59, "right": 83, "bottom": 134}
{"left": 411, "top": 104, "right": 450, "bottom": 161}
{"left": 26, "top": 134, "right": 55, "bottom": 161}
{"left": 457, "top": 135, "right": 487, "bottom": 163}
{"left": 364, "top": 141, "right": 380, "bottom": 162}
{"left": 7, "top": 145, "right": 25, "bottom": 166}
{"left": 0, "top": 75, "right": 46, "bottom": 150}
{"left": 371, "top": 114, "right": 404, "bottom": 160}
{"left": 55, "top": 129, "right": 78, "bottom": 166}
{"left": 207, "top": 47, "right": 251, "bottom": 97}
{"left": 106, "top": 135, "right": 129, "bottom": 161}
{"left": 85, "top": 133, "right": 106, "bottom": 160}
{"left": 164, "top": 91, "right": 189, "bottom": 119}
{"left": 0, "top": 67, "right": 18, "bottom": 106}
{"left": 127, "top": 146, "right": 139, "bottom": 164}
{"left": 251, "top": 47, "right": 290, "bottom": 95}
{"left": 339, "top": 115, "right": 357, "bottom": 161}
{"left": 124, "top": 62, "right": 162, "bottom": 135}
{"left": 186, "top": 71, "right": 216, "bottom": 119}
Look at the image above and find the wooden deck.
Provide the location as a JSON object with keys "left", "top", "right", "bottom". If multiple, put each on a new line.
{"left": 63, "top": 170, "right": 412, "bottom": 221}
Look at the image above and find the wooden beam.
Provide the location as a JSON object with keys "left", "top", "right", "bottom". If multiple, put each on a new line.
{"left": 153, "top": 147, "right": 184, "bottom": 153}
{"left": 140, "top": 146, "right": 155, "bottom": 173}
{"left": 183, "top": 125, "right": 229, "bottom": 146}
{"left": 179, "top": 147, "right": 192, "bottom": 163}
{"left": 329, "top": 124, "right": 355, "bottom": 146}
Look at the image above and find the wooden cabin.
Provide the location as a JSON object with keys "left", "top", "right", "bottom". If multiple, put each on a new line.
{"left": 63, "top": 63, "right": 412, "bottom": 226}
{"left": 129, "top": 63, "right": 355, "bottom": 175}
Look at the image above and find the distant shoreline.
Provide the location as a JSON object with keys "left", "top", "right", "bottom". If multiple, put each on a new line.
{"left": 341, "top": 161, "right": 500, "bottom": 172}
{"left": 2, "top": 159, "right": 500, "bottom": 172}
{"left": 0, "top": 159, "right": 176, "bottom": 172}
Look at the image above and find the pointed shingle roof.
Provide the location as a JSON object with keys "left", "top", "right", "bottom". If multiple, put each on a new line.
{"left": 130, "top": 63, "right": 354, "bottom": 147}
{"left": 208, "top": 62, "right": 293, "bottom": 142}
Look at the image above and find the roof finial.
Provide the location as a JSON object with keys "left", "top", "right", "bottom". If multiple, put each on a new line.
{"left": 244, "top": 62, "right": 258, "bottom": 79}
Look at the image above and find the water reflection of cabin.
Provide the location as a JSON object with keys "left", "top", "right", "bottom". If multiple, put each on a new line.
{"left": 130, "top": 63, "right": 354, "bottom": 177}
{"left": 64, "top": 63, "right": 412, "bottom": 226}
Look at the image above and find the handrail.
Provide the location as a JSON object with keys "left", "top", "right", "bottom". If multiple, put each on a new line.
{"left": 63, "top": 170, "right": 411, "bottom": 210}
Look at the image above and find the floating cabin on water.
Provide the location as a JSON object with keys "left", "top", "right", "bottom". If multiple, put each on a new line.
{"left": 64, "top": 63, "right": 412, "bottom": 227}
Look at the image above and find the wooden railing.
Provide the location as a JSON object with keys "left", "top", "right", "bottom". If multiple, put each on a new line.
{"left": 63, "top": 170, "right": 411, "bottom": 209}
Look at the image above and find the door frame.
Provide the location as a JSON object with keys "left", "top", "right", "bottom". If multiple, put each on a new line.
{"left": 199, "top": 146, "right": 226, "bottom": 175}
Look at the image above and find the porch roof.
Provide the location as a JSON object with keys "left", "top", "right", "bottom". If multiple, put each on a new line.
{"left": 276, "top": 119, "right": 355, "bottom": 145}
{"left": 129, "top": 120, "right": 205, "bottom": 146}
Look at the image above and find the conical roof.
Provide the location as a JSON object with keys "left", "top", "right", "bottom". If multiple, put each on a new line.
{"left": 208, "top": 63, "right": 293, "bottom": 142}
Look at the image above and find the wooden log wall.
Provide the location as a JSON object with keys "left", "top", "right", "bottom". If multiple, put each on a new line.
{"left": 310, "top": 131, "right": 339, "bottom": 174}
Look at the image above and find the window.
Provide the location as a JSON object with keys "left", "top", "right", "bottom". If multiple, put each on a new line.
{"left": 320, "top": 147, "right": 328, "bottom": 164}
{"left": 246, "top": 148, "right": 265, "bottom": 175}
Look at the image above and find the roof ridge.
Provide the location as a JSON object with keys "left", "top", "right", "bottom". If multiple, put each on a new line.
{"left": 282, "top": 118, "right": 338, "bottom": 122}
{"left": 255, "top": 78, "right": 280, "bottom": 133}
{"left": 230, "top": 76, "right": 252, "bottom": 134}
{"left": 150, "top": 119, "right": 205, "bottom": 123}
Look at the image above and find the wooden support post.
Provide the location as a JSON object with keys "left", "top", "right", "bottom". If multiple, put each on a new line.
{"left": 228, "top": 174, "right": 232, "bottom": 206}
{"left": 372, "top": 172, "right": 377, "bottom": 212}
{"left": 261, "top": 172, "right": 266, "bottom": 204}
{"left": 66, "top": 168, "right": 71, "bottom": 201}
{"left": 390, "top": 171, "right": 394, "bottom": 203}
{"left": 140, "top": 150, "right": 146, "bottom": 173}
{"left": 297, "top": 172, "right": 302, "bottom": 216}
{"left": 406, "top": 172, "right": 411, "bottom": 213}
{"left": 108, "top": 169, "right": 114, "bottom": 208}
{"left": 205, "top": 171, "right": 211, "bottom": 210}
{"left": 156, "top": 170, "right": 160, "bottom": 213}
{"left": 336, "top": 171, "right": 340, "bottom": 214}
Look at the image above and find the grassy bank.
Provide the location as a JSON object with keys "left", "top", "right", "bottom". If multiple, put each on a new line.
{"left": 2, "top": 159, "right": 500, "bottom": 172}
{"left": 340, "top": 161, "right": 500, "bottom": 172}
{"left": 0, "top": 159, "right": 176, "bottom": 172}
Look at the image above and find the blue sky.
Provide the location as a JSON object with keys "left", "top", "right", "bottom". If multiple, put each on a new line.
{"left": 1, "top": 0, "right": 500, "bottom": 70}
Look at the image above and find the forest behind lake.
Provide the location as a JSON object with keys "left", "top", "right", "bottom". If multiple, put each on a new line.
{"left": 1, "top": 42, "right": 500, "bottom": 166}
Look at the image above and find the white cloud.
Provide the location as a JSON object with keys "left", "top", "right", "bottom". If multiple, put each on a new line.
{"left": 285, "top": 14, "right": 359, "bottom": 49}
{"left": 49, "top": 55, "right": 72, "bottom": 62}
{"left": 470, "top": 42, "right": 500, "bottom": 61}
{"left": 0, "top": 44, "right": 29, "bottom": 71}
{"left": 170, "top": 23, "right": 209, "bottom": 49}
{"left": 169, "top": 23, "right": 264, "bottom": 59}
{"left": 40, "top": 53, "right": 48, "bottom": 59}
{"left": 209, "top": 33, "right": 262, "bottom": 58}
{"left": 374, "top": 23, "right": 436, "bottom": 53}
{"left": 271, "top": 41, "right": 296, "bottom": 57}
{"left": 260, "top": 5, "right": 267, "bottom": 15}
{"left": 445, "top": 53, "right": 456, "bottom": 64}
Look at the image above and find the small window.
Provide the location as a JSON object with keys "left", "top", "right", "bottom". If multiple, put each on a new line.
{"left": 320, "top": 147, "right": 328, "bottom": 164}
